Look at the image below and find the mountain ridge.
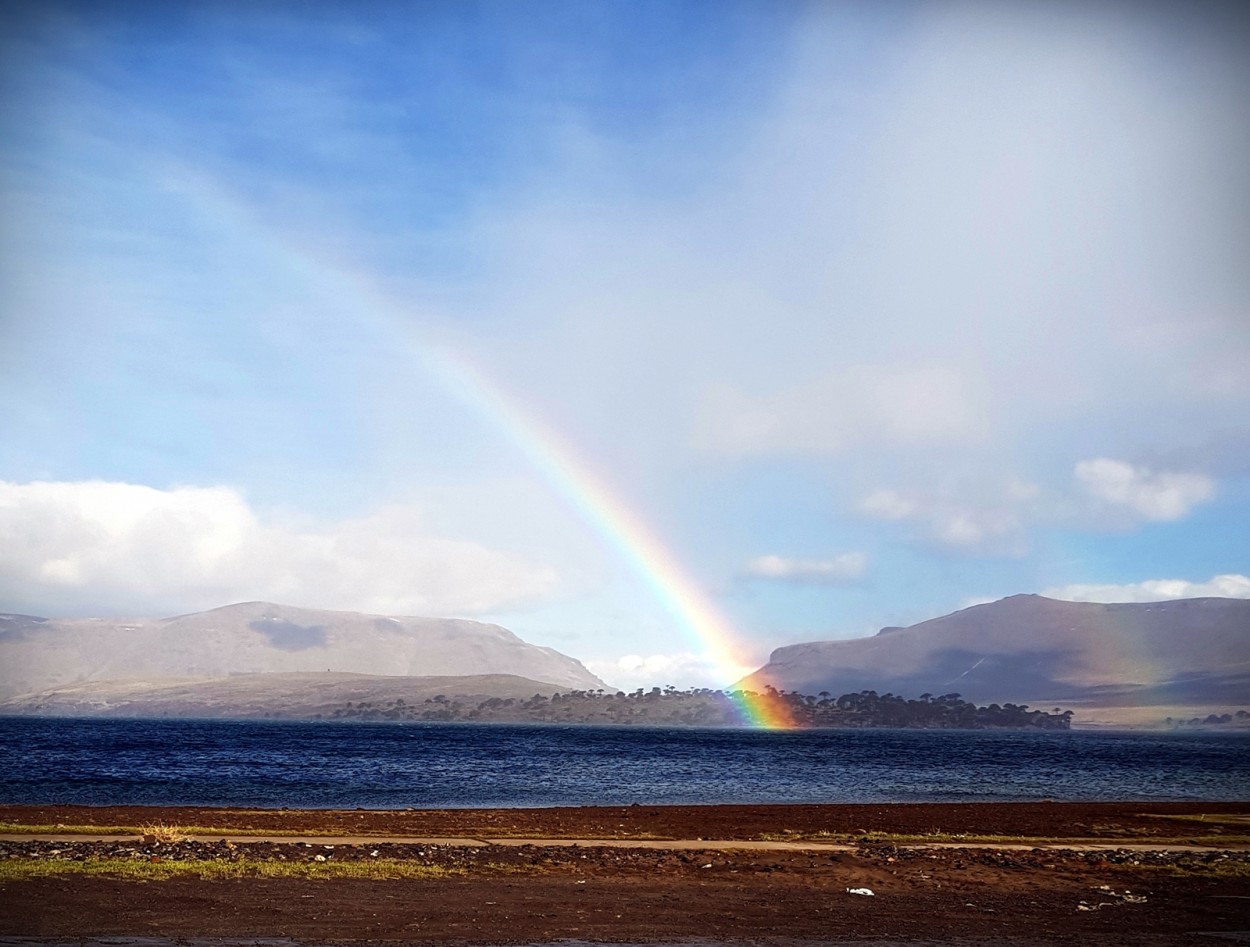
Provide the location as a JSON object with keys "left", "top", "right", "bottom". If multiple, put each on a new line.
{"left": 738, "top": 594, "right": 1250, "bottom": 722}
{"left": 0, "top": 601, "right": 608, "bottom": 699}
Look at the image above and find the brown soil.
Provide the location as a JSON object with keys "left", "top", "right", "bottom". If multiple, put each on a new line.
{"left": 2, "top": 803, "right": 1249, "bottom": 945}
{"left": 6, "top": 799, "right": 1250, "bottom": 839}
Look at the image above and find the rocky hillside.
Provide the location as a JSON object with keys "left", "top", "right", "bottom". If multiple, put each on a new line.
{"left": 738, "top": 595, "right": 1250, "bottom": 721}
{"left": 0, "top": 601, "right": 607, "bottom": 700}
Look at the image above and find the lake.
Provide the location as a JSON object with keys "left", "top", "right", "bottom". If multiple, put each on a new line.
{"left": 1, "top": 717, "right": 1247, "bottom": 808}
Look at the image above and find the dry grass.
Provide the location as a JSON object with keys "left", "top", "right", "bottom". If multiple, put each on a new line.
{"left": 137, "top": 822, "right": 191, "bottom": 844}
{"left": 0, "top": 821, "right": 309, "bottom": 837}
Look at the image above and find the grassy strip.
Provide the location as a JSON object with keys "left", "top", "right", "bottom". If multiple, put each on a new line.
{"left": 1140, "top": 859, "right": 1250, "bottom": 878}
{"left": 0, "top": 822, "right": 314, "bottom": 837}
{"left": 0, "top": 857, "right": 476, "bottom": 882}
{"left": 0, "top": 823, "right": 1064, "bottom": 845}
{"left": 0, "top": 820, "right": 598, "bottom": 839}
{"left": 0, "top": 821, "right": 560, "bottom": 839}
{"left": 1138, "top": 813, "right": 1250, "bottom": 827}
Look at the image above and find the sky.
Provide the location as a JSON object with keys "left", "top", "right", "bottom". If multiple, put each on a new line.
{"left": 1, "top": 0, "right": 1248, "bottom": 691}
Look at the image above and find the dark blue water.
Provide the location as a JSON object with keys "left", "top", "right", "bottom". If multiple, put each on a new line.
{"left": 1, "top": 717, "right": 1247, "bottom": 808}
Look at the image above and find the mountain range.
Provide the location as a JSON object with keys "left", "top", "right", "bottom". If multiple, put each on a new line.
{"left": 0, "top": 601, "right": 607, "bottom": 701}
{"left": 2, "top": 595, "right": 1247, "bottom": 726}
{"left": 739, "top": 594, "right": 1250, "bottom": 724}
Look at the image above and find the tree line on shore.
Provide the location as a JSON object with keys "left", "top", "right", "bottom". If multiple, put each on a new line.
{"left": 1164, "top": 709, "right": 1250, "bottom": 728}
{"left": 319, "top": 685, "right": 1073, "bottom": 729}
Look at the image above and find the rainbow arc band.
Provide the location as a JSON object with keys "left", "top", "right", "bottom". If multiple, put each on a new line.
{"left": 430, "top": 351, "right": 797, "bottom": 730}
{"left": 167, "top": 171, "right": 800, "bottom": 727}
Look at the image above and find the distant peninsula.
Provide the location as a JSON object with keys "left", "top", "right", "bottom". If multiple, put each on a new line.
{"left": 1, "top": 671, "right": 1073, "bottom": 729}
{"left": 316, "top": 686, "right": 1075, "bottom": 730}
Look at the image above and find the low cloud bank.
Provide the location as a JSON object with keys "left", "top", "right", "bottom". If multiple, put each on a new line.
{"left": 1043, "top": 573, "right": 1250, "bottom": 604}
{"left": 0, "top": 480, "right": 557, "bottom": 618}
{"left": 585, "top": 651, "right": 761, "bottom": 692}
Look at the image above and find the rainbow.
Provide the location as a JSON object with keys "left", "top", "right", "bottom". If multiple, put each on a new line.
{"left": 170, "top": 172, "right": 795, "bottom": 728}
{"left": 425, "top": 351, "right": 796, "bottom": 730}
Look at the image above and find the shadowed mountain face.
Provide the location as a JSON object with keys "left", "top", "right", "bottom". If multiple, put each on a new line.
{"left": 0, "top": 601, "right": 607, "bottom": 699}
{"left": 738, "top": 595, "right": 1250, "bottom": 714}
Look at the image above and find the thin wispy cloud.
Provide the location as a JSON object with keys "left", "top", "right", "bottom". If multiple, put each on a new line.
{"left": 857, "top": 484, "right": 1036, "bottom": 558}
{"left": 743, "top": 553, "right": 868, "bottom": 585}
{"left": 697, "top": 366, "right": 983, "bottom": 456}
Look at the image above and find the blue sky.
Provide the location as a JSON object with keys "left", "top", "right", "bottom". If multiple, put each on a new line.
{"left": 2, "top": 0, "right": 1248, "bottom": 689}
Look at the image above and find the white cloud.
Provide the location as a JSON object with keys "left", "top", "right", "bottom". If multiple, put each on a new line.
{"left": 857, "top": 483, "right": 1035, "bottom": 557}
{"left": 929, "top": 510, "right": 1008, "bottom": 550}
{"left": 859, "top": 459, "right": 1218, "bottom": 557}
{"left": 696, "top": 365, "right": 983, "bottom": 456}
{"left": 859, "top": 490, "right": 917, "bottom": 521}
{"left": 1043, "top": 573, "right": 1250, "bottom": 604}
{"left": 1075, "top": 458, "right": 1216, "bottom": 522}
{"left": 584, "top": 651, "right": 761, "bottom": 692}
{"left": 0, "top": 480, "right": 557, "bottom": 617}
{"left": 743, "top": 552, "right": 867, "bottom": 584}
